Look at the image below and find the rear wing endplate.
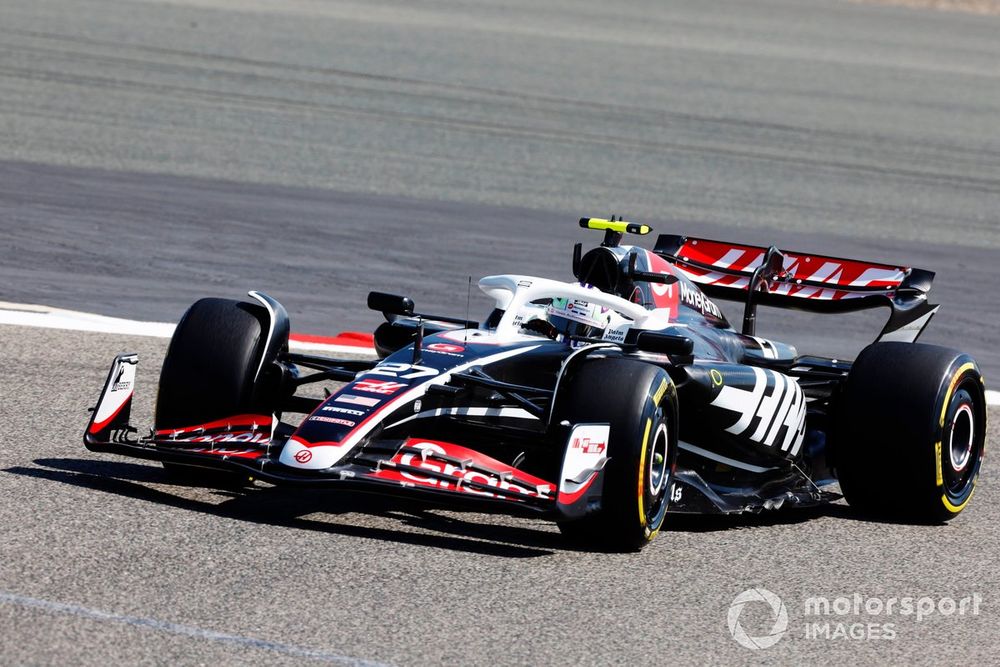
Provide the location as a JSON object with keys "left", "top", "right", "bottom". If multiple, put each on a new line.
{"left": 653, "top": 234, "right": 939, "bottom": 343}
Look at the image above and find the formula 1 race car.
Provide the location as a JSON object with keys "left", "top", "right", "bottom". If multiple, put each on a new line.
{"left": 84, "top": 218, "right": 987, "bottom": 551}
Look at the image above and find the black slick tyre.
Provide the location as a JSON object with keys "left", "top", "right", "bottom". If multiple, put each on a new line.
{"left": 155, "top": 297, "right": 284, "bottom": 484}
{"left": 555, "top": 358, "right": 677, "bottom": 551}
{"left": 837, "top": 342, "right": 986, "bottom": 522}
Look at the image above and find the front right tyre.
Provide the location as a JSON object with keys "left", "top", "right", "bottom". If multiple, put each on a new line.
{"left": 155, "top": 297, "right": 287, "bottom": 485}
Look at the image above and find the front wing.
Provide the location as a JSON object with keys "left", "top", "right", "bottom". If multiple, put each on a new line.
{"left": 84, "top": 355, "right": 605, "bottom": 519}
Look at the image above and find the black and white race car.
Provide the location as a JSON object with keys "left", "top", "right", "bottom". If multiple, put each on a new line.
{"left": 85, "top": 218, "right": 987, "bottom": 551}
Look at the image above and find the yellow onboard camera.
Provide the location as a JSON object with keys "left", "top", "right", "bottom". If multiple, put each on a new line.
{"left": 579, "top": 217, "right": 651, "bottom": 236}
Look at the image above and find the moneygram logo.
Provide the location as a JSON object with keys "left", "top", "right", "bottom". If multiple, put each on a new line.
{"left": 727, "top": 588, "right": 789, "bottom": 650}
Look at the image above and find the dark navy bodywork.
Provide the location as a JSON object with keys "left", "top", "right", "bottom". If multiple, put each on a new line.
{"left": 87, "top": 224, "right": 938, "bottom": 518}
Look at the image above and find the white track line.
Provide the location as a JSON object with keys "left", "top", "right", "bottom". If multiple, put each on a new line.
{"left": 0, "top": 590, "right": 386, "bottom": 665}
{"left": 0, "top": 303, "right": 375, "bottom": 356}
{"left": 0, "top": 303, "right": 996, "bottom": 405}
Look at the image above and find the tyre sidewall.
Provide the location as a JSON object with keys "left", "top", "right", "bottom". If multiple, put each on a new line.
{"left": 555, "top": 358, "right": 677, "bottom": 550}
{"left": 155, "top": 298, "right": 276, "bottom": 430}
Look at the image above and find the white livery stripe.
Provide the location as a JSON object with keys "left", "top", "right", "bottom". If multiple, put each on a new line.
{"left": 714, "top": 249, "right": 747, "bottom": 270}
{"left": 750, "top": 336, "right": 778, "bottom": 359}
{"left": 678, "top": 441, "right": 776, "bottom": 473}
{"left": 715, "top": 367, "right": 767, "bottom": 435}
{"left": 792, "top": 286, "right": 820, "bottom": 298}
{"left": 849, "top": 267, "right": 905, "bottom": 287}
{"left": 387, "top": 406, "right": 537, "bottom": 429}
{"left": 0, "top": 303, "right": 376, "bottom": 355}
{"left": 807, "top": 262, "right": 843, "bottom": 283}
{"left": 279, "top": 344, "right": 542, "bottom": 469}
{"left": 764, "top": 376, "right": 794, "bottom": 447}
{"left": 741, "top": 252, "right": 766, "bottom": 271}
{"left": 347, "top": 347, "right": 540, "bottom": 450}
{"left": 749, "top": 372, "right": 786, "bottom": 442}
{"left": 701, "top": 271, "right": 731, "bottom": 284}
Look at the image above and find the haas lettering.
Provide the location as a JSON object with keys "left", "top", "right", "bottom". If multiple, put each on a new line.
{"left": 710, "top": 367, "right": 806, "bottom": 455}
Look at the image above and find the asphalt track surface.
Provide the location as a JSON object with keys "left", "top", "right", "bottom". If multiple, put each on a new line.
{"left": 2, "top": 0, "right": 1000, "bottom": 664}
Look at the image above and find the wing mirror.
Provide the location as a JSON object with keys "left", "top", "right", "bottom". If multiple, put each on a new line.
{"left": 367, "top": 292, "right": 415, "bottom": 317}
{"left": 634, "top": 331, "right": 693, "bottom": 355}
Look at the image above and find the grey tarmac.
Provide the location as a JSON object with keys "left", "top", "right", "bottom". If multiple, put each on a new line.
{"left": 1, "top": 0, "right": 998, "bottom": 664}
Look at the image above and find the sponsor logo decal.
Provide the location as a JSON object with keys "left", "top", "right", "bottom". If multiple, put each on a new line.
{"left": 551, "top": 297, "right": 609, "bottom": 322}
{"left": 679, "top": 280, "right": 724, "bottom": 319}
{"left": 361, "top": 362, "right": 438, "bottom": 380}
{"left": 280, "top": 437, "right": 353, "bottom": 469}
{"left": 309, "top": 416, "right": 356, "bottom": 427}
{"left": 172, "top": 431, "right": 270, "bottom": 444}
{"left": 335, "top": 394, "right": 381, "bottom": 407}
{"left": 426, "top": 342, "right": 465, "bottom": 353}
{"left": 652, "top": 378, "right": 670, "bottom": 405}
{"left": 322, "top": 406, "right": 365, "bottom": 416}
{"left": 353, "top": 379, "right": 407, "bottom": 395}
{"left": 111, "top": 364, "right": 131, "bottom": 392}
{"left": 375, "top": 440, "right": 552, "bottom": 501}
{"left": 572, "top": 435, "right": 606, "bottom": 454}
{"left": 602, "top": 327, "right": 627, "bottom": 343}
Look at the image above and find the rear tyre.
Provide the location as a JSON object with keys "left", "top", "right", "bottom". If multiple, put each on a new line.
{"left": 836, "top": 342, "right": 986, "bottom": 522}
{"left": 155, "top": 298, "right": 286, "bottom": 485}
{"left": 554, "top": 358, "right": 677, "bottom": 552}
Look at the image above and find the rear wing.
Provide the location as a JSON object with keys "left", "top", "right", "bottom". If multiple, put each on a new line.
{"left": 653, "top": 234, "right": 939, "bottom": 343}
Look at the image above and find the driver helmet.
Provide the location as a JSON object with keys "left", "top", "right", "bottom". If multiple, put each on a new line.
{"left": 546, "top": 296, "right": 612, "bottom": 340}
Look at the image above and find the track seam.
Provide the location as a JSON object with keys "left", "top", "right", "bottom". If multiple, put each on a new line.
{"left": 0, "top": 590, "right": 387, "bottom": 666}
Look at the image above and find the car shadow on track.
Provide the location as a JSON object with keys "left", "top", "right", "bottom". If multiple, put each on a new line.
{"left": 663, "top": 502, "right": 951, "bottom": 531}
{"left": 7, "top": 458, "right": 580, "bottom": 558}
{"left": 664, "top": 506, "right": 835, "bottom": 533}
{"left": 8, "top": 459, "right": 916, "bottom": 557}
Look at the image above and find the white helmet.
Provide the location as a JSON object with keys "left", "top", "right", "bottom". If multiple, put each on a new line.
{"left": 546, "top": 296, "right": 612, "bottom": 340}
